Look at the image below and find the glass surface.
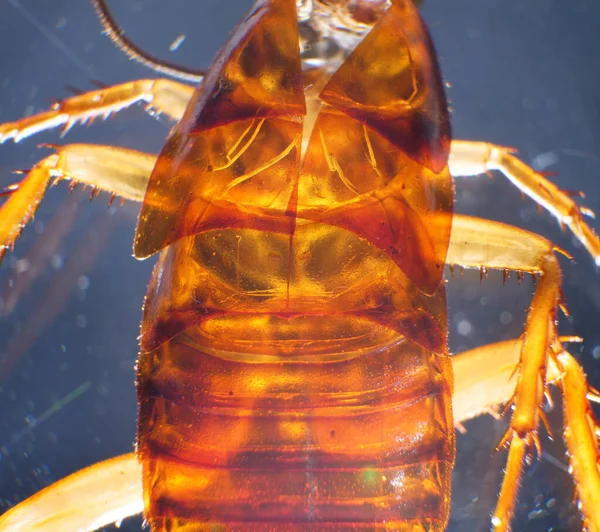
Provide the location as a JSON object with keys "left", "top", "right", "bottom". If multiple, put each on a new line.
{"left": 0, "top": 1, "right": 599, "bottom": 531}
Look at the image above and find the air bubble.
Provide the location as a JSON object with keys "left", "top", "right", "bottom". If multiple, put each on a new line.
{"left": 14, "top": 258, "right": 29, "bottom": 273}
{"left": 51, "top": 254, "right": 63, "bottom": 270}
{"left": 457, "top": 319, "right": 473, "bottom": 336}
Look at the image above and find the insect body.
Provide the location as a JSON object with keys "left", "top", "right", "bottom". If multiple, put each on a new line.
{"left": 0, "top": 1, "right": 600, "bottom": 531}
{"left": 135, "top": 2, "right": 455, "bottom": 529}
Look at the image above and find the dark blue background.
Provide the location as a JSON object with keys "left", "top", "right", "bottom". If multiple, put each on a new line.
{"left": 0, "top": 1, "right": 599, "bottom": 530}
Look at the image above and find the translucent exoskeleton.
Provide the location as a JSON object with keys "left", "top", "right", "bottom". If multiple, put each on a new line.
{"left": 0, "top": 1, "right": 599, "bottom": 531}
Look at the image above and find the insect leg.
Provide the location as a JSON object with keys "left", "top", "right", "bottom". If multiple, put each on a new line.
{"left": 452, "top": 337, "right": 566, "bottom": 430}
{"left": 446, "top": 214, "right": 600, "bottom": 532}
{"left": 554, "top": 348, "right": 600, "bottom": 531}
{"left": 454, "top": 339, "right": 537, "bottom": 425}
{"left": 448, "top": 140, "right": 600, "bottom": 265}
{"left": 0, "top": 144, "right": 155, "bottom": 257}
{"left": 0, "top": 79, "right": 194, "bottom": 144}
{"left": 0, "top": 453, "right": 142, "bottom": 532}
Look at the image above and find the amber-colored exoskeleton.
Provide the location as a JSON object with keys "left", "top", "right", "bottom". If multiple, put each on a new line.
{"left": 0, "top": 1, "right": 600, "bottom": 531}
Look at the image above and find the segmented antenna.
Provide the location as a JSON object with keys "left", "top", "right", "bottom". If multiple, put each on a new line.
{"left": 90, "top": 0, "right": 205, "bottom": 83}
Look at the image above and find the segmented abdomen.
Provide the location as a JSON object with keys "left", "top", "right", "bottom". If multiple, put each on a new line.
{"left": 137, "top": 226, "right": 454, "bottom": 531}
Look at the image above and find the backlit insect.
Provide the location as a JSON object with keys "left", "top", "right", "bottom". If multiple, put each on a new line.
{"left": 1, "top": 1, "right": 600, "bottom": 532}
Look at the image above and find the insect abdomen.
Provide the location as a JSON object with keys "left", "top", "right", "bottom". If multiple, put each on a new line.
{"left": 138, "top": 330, "right": 454, "bottom": 531}
{"left": 137, "top": 224, "right": 454, "bottom": 531}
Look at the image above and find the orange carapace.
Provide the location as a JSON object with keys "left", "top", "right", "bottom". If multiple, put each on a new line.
{"left": 135, "top": 0, "right": 454, "bottom": 529}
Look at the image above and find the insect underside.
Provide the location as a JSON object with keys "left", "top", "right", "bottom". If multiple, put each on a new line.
{"left": 135, "top": 1, "right": 455, "bottom": 530}
{"left": 0, "top": 0, "right": 600, "bottom": 531}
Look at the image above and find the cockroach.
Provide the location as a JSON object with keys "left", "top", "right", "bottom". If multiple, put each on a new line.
{"left": 0, "top": 1, "right": 599, "bottom": 531}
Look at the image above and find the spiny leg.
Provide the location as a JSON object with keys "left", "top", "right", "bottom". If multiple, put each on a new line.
{"left": 555, "top": 349, "right": 600, "bottom": 531}
{"left": 454, "top": 341, "right": 600, "bottom": 531}
{"left": 449, "top": 140, "right": 600, "bottom": 263}
{"left": 447, "top": 214, "right": 600, "bottom": 531}
{"left": 0, "top": 79, "right": 194, "bottom": 143}
{"left": 0, "top": 144, "right": 154, "bottom": 257}
{"left": 452, "top": 338, "right": 561, "bottom": 427}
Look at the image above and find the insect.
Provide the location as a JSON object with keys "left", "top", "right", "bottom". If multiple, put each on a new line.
{"left": 1, "top": 0, "right": 600, "bottom": 528}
